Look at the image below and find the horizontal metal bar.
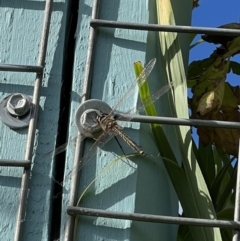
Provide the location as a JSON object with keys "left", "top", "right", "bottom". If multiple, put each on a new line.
{"left": 91, "top": 19, "right": 240, "bottom": 36}
{"left": 68, "top": 206, "right": 240, "bottom": 229}
{"left": 115, "top": 114, "right": 240, "bottom": 129}
{"left": 0, "top": 159, "right": 30, "bottom": 167}
{"left": 0, "top": 64, "right": 43, "bottom": 73}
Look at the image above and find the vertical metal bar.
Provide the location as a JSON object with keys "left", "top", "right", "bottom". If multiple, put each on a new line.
{"left": 14, "top": 1, "right": 54, "bottom": 240}
{"left": 233, "top": 139, "right": 240, "bottom": 241}
{"left": 63, "top": 0, "right": 100, "bottom": 240}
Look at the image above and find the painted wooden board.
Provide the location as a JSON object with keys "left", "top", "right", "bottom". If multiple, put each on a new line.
{"left": 0, "top": 1, "right": 70, "bottom": 240}
{"left": 0, "top": 0, "right": 192, "bottom": 240}
{"left": 61, "top": 0, "right": 192, "bottom": 241}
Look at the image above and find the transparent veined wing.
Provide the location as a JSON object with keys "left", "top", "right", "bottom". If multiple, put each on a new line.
{"left": 43, "top": 132, "right": 86, "bottom": 158}
{"left": 108, "top": 58, "right": 156, "bottom": 115}
{"left": 44, "top": 59, "right": 157, "bottom": 159}
{"left": 114, "top": 82, "right": 174, "bottom": 121}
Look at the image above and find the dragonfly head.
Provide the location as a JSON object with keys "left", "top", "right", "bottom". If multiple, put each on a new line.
{"left": 79, "top": 109, "right": 111, "bottom": 138}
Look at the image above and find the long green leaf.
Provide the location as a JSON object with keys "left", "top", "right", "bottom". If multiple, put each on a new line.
{"left": 215, "top": 164, "right": 237, "bottom": 212}
{"left": 135, "top": 58, "right": 220, "bottom": 240}
{"left": 210, "top": 158, "right": 233, "bottom": 208}
{"left": 134, "top": 61, "right": 177, "bottom": 163}
{"left": 177, "top": 225, "right": 192, "bottom": 241}
{"left": 155, "top": 0, "right": 222, "bottom": 240}
{"left": 193, "top": 140, "right": 215, "bottom": 189}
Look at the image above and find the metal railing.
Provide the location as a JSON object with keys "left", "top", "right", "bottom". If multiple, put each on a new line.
{"left": 0, "top": 1, "right": 54, "bottom": 240}
{"left": 64, "top": 0, "right": 240, "bottom": 240}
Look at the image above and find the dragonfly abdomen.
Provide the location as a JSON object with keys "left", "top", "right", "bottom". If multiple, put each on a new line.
{"left": 98, "top": 113, "right": 146, "bottom": 157}
{"left": 112, "top": 127, "right": 146, "bottom": 157}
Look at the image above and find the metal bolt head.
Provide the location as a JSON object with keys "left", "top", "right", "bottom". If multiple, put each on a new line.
{"left": 75, "top": 99, "right": 112, "bottom": 139}
{"left": 7, "top": 93, "right": 30, "bottom": 116}
{"left": 80, "top": 109, "right": 102, "bottom": 134}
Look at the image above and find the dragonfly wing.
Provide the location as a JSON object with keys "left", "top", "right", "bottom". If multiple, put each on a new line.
{"left": 110, "top": 58, "right": 156, "bottom": 113}
{"left": 64, "top": 131, "right": 115, "bottom": 182}
{"left": 43, "top": 132, "right": 88, "bottom": 158}
{"left": 138, "top": 82, "right": 174, "bottom": 111}
{"left": 115, "top": 82, "right": 174, "bottom": 122}
{"left": 136, "top": 58, "right": 157, "bottom": 88}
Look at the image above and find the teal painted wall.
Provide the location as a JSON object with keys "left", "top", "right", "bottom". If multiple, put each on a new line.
{"left": 61, "top": 0, "right": 192, "bottom": 241}
{"left": 0, "top": 1, "right": 70, "bottom": 240}
{"left": 0, "top": 0, "right": 192, "bottom": 240}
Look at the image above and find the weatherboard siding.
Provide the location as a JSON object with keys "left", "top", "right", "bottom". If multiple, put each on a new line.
{"left": 61, "top": 0, "right": 191, "bottom": 241}
{"left": 0, "top": 0, "right": 192, "bottom": 240}
{"left": 0, "top": 1, "right": 70, "bottom": 240}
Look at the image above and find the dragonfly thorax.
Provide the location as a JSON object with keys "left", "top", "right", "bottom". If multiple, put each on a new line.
{"left": 96, "top": 112, "right": 118, "bottom": 132}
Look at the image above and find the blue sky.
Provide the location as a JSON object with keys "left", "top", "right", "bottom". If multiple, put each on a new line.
{"left": 190, "top": 0, "right": 240, "bottom": 86}
{"left": 192, "top": 1, "right": 240, "bottom": 30}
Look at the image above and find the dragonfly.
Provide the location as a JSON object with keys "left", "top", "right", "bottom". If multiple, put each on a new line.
{"left": 45, "top": 58, "right": 173, "bottom": 180}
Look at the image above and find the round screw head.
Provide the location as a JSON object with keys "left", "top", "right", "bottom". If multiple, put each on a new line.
{"left": 80, "top": 109, "right": 102, "bottom": 134}
{"left": 7, "top": 93, "right": 30, "bottom": 116}
{"left": 75, "top": 99, "right": 112, "bottom": 139}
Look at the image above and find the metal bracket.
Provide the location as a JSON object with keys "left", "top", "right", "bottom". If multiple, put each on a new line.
{"left": 75, "top": 99, "right": 112, "bottom": 139}
{"left": 0, "top": 93, "right": 33, "bottom": 130}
